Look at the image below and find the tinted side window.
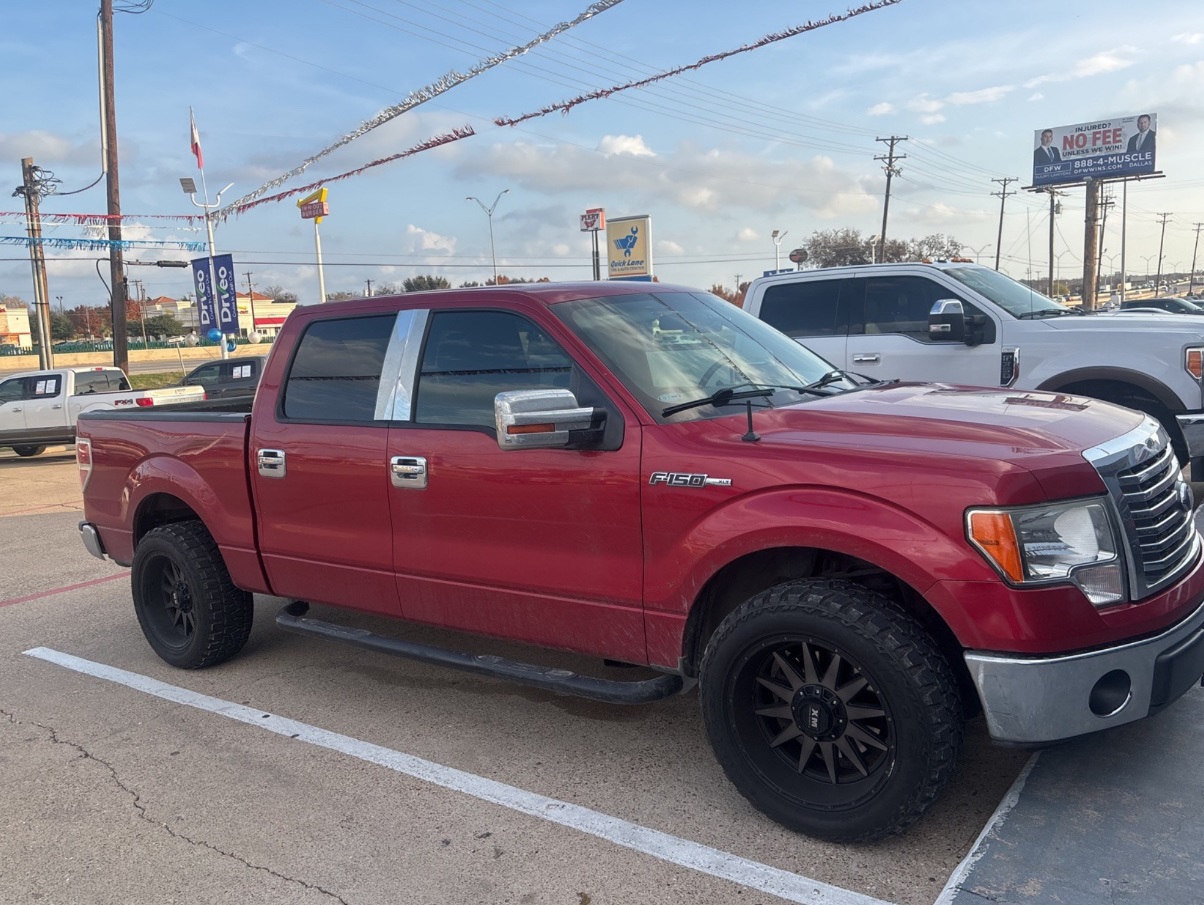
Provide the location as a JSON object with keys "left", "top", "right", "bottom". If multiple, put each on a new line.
{"left": 185, "top": 363, "right": 224, "bottom": 387}
{"left": 757, "top": 280, "right": 848, "bottom": 337}
{"left": 282, "top": 315, "right": 395, "bottom": 422}
{"left": 0, "top": 377, "right": 31, "bottom": 402}
{"left": 415, "top": 311, "right": 574, "bottom": 429}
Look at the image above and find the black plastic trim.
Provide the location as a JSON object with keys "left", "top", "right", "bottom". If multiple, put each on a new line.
{"left": 276, "top": 601, "right": 684, "bottom": 705}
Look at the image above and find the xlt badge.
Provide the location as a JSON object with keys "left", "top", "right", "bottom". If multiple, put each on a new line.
{"left": 649, "top": 471, "right": 732, "bottom": 488}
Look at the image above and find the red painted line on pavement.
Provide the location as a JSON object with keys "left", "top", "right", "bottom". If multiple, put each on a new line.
{"left": 0, "top": 572, "right": 126, "bottom": 608}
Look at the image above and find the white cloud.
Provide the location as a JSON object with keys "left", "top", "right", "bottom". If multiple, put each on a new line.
{"left": 1025, "top": 48, "right": 1137, "bottom": 87}
{"left": 402, "top": 224, "right": 455, "bottom": 255}
{"left": 908, "top": 95, "right": 944, "bottom": 114}
{"left": 658, "top": 239, "right": 685, "bottom": 254}
{"left": 597, "top": 134, "right": 656, "bottom": 157}
{"left": 1172, "top": 32, "right": 1204, "bottom": 44}
{"left": 867, "top": 102, "right": 895, "bottom": 116}
{"left": 736, "top": 228, "right": 759, "bottom": 242}
{"left": 920, "top": 114, "right": 947, "bottom": 125}
{"left": 946, "top": 85, "right": 1014, "bottom": 105}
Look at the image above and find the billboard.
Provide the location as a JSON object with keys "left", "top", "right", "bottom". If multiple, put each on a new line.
{"left": 1032, "top": 114, "right": 1158, "bottom": 187}
{"left": 606, "top": 215, "right": 653, "bottom": 281}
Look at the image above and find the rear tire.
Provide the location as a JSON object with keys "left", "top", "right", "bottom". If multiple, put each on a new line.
{"left": 131, "top": 520, "right": 254, "bottom": 669}
{"left": 700, "top": 578, "right": 963, "bottom": 842}
{"left": 13, "top": 445, "right": 47, "bottom": 457}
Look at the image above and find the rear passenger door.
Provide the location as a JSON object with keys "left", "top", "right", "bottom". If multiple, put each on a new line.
{"left": 754, "top": 278, "right": 853, "bottom": 369}
{"left": 250, "top": 313, "right": 401, "bottom": 617}
{"left": 845, "top": 275, "right": 1002, "bottom": 387}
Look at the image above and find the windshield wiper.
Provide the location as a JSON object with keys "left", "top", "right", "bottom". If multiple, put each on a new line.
{"left": 799, "top": 368, "right": 887, "bottom": 391}
{"left": 1016, "top": 309, "right": 1073, "bottom": 319}
{"left": 661, "top": 381, "right": 835, "bottom": 417}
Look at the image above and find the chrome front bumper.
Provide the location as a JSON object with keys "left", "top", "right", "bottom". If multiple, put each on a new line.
{"left": 965, "top": 595, "right": 1204, "bottom": 745}
{"left": 79, "top": 521, "right": 108, "bottom": 561}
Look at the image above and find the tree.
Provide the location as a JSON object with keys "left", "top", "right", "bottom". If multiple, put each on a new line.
{"left": 709, "top": 284, "right": 741, "bottom": 305}
{"left": 263, "top": 285, "right": 298, "bottom": 304}
{"left": 145, "top": 313, "right": 187, "bottom": 337}
{"left": 373, "top": 282, "right": 403, "bottom": 296}
{"left": 459, "top": 280, "right": 483, "bottom": 288}
{"left": 324, "top": 291, "right": 361, "bottom": 302}
{"left": 67, "top": 305, "right": 110, "bottom": 338}
{"left": 804, "top": 228, "right": 874, "bottom": 268}
{"left": 49, "top": 311, "right": 73, "bottom": 340}
{"left": 403, "top": 275, "right": 451, "bottom": 292}
{"left": 908, "top": 234, "right": 963, "bottom": 261}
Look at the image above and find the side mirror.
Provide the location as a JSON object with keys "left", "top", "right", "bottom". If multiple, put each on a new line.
{"left": 928, "top": 299, "right": 965, "bottom": 342}
{"left": 495, "top": 388, "right": 604, "bottom": 450}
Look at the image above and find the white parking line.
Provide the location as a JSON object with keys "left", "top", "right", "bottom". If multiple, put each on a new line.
{"left": 26, "top": 646, "right": 897, "bottom": 905}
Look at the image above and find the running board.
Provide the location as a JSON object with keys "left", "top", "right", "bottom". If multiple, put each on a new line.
{"left": 276, "top": 601, "right": 684, "bottom": 705}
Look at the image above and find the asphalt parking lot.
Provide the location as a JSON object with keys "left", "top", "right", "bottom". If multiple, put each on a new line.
{"left": 2, "top": 446, "right": 1202, "bottom": 905}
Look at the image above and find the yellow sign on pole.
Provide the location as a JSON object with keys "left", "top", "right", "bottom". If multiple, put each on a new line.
{"left": 298, "top": 187, "right": 329, "bottom": 224}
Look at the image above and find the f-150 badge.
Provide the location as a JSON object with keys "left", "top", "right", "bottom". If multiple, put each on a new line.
{"left": 649, "top": 472, "right": 732, "bottom": 488}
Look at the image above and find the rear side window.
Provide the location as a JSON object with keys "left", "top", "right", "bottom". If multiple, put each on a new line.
{"left": 757, "top": 280, "right": 848, "bottom": 337}
{"left": 282, "top": 315, "right": 395, "bottom": 422}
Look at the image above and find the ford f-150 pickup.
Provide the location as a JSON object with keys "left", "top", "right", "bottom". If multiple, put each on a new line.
{"left": 75, "top": 282, "right": 1204, "bottom": 842}
{"left": 0, "top": 366, "right": 205, "bottom": 456}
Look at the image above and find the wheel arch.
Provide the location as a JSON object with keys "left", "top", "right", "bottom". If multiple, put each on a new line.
{"left": 677, "top": 545, "right": 977, "bottom": 717}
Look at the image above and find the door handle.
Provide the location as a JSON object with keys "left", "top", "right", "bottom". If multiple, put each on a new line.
{"left": 10, "top": 406, "right": 21, "bottom": 412}
{"left": 52, "top": 404, "right": 63, "bottom": 410}
{"left": 257, "top": 448, "right": 287, "bottom": 478}
{"left": 390, "top": 455, "right": 428, "bottom": 489}
{"left": 851, "top": 354, "right": 880, "bottom": 364}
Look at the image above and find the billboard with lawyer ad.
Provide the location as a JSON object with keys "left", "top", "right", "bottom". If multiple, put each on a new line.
{"left": 1032, "top": 113, "right": 1158, "bottom": 187}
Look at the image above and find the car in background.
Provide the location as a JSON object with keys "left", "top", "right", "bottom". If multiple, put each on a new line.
{"left": 0, "top": 343, "right": 20, "bottom": 356}
{"left": 178, "top": 355, "right": 267, "bottom": 400}
{"left": 1120, "top": 297, "right": 1204, "bottom": 315}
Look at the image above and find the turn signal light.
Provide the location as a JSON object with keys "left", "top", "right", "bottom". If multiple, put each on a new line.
{"left": 968, "top": 510, "right": 1024, "bottom": 582}
{"left": 1187, "top": 348, "right": 1204, "bottom": 380}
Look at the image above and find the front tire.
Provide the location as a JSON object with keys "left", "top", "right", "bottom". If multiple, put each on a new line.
{"left": 13, "top": 445, "right": 47, "bottom": 457}
{"left": 700, "top": 579, "right": 963, "bottom": 843}
{"left": 131, "top": 520, "right": 254, "bottom": 669}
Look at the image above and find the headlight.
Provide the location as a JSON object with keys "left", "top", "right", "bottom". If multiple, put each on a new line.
{"left": 967, "top": 500, "right": 1125, "bottom": 606}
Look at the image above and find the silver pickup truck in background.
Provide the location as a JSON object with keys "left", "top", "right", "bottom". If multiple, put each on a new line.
{"left": 0, "top": 366, "right": 206, "bottom": 456}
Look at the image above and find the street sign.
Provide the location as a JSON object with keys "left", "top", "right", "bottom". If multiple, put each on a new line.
{"left": 297, "top": 187, "right": 329, "bottom": 223}
{"left": 788, "top": 247, "right": 808, "bottom": 264}
{"left": 580, "top": 207, "right": 606, "bottom": 232}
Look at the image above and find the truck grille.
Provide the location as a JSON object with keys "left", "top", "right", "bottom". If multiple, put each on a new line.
{"left": 1115, "top": 443, "right": 1198, "bottom": 593}
{"left": 1086, "top": 419, "right": 1200, "bottom": 600}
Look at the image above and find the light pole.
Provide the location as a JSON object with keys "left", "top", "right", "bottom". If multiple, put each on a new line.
{"left": 963, "top": 243, "right": 990, "bottom": 265}
{"left": 467, "top": 189, "right": 509, "bottom": 284}
{"left": 868, "top": 234, "right": 880, "bottom": 264}
{"left": 771, "top": 229, "right": 788, "bottom": 271}
{"left": 180, "top": 176, "right": 234, "bottom": 359}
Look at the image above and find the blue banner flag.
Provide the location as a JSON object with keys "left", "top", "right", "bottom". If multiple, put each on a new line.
{"left": 191, "top": 257, "right": 217, "bottom": 332}
{"left": 212, "top": 254, "right": 239, "bottom": 334}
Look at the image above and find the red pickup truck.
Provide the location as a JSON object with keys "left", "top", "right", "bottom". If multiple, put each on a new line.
{"left": 76, "top": 282, "right": 1204, "bottom": 843}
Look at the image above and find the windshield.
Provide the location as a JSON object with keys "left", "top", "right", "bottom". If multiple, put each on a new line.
{"left": 943, "top": 266, "right": 1069, "bottom": 318}
{"left": 554, "top": 290, "right": 850, "bottom": 421}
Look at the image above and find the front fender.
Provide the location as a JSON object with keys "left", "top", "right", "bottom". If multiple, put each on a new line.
{"left": 646, "top": 485, "right": 998, "bottom": 613}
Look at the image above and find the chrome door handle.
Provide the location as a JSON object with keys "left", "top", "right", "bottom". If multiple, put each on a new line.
{"left": 390, "top": 455, "right": 428, "bottom": 489}
{"left": 851, "top": 354, "right": 880, "bottom": 364}
{"left": 52, "top": 404, "right": 63, "bottom": 410}
{"left": 257, "top": 448, "right": 286, "bottom": 478}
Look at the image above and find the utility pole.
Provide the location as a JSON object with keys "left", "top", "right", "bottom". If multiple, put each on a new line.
{"left": 244, "top": 271, "right": 256, "bottom": 337}
{"left": 1154, "top": 212, "right": 1172, "bottom": 297}
{"left": 874, "top": 136, "right": 908, "bottom": 263}
{"left": 15, "top": 158, "right": 55, "bottom": 369}
{"left": 365, "top": 279, "right": 373, "bottom": 297}
{"left": 1082, "top": 179, "right": 1100, "bottom": 310}
{"left": 1191, "top": 224, "right": 1203, "bottom": 295}
{"left": 1096, "top": 189, "right": 1115, "bottom": 280}
{"left": 991, "top": 177, "right": 1017, "bottom": 271}
{"left": 1046, "top": 187, "right": 1063, "bottom": 297}
{"left": 130, "top": 278, "right": 148, "bottom": 348}
{"left": 100, "top": 0, "right": 128, "bottom": 373}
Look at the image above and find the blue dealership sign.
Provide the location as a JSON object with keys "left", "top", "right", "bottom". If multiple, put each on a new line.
{"left": 211, "top": 254, "right": 239, "bottom": 335}
{"left": 190, "top": 254, "right": 239, "bottom": 336}
{"left": 190, "top": 257, "right": 217, "bottom": 332}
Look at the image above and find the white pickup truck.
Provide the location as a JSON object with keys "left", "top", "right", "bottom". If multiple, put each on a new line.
{"left": 0, "top": 367, "right": 205, "bottom": 457}
{"left": 742, "top": 261, "right": 1204, "bottom": 478}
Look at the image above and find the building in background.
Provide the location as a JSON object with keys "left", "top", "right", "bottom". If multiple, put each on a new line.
{"left": 235, "top": 292, "right": 295, "bottom": 339}
{"left": 0, "top": 303, "right": 33, "bottom": 349}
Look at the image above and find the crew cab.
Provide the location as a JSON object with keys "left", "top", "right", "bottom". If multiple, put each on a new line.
{"left": 75, "top": 283, "right": 1204, "bottom": 842}
{"left": 742, "top": 262, "right": 1204, "bottom": 478}
{"left": 0, "top": 366, "right": 205, "bottom": 456}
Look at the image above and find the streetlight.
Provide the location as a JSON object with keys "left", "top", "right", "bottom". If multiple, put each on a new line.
{"left": 868, "top": 234, "right": 880, "bottom": 264}
{"left": 771, "top": 229, "right": 788, "bottom": 271}
{"left": 466, "top": 189, "right": 509, "bottom": 284}
{"left": 180, "top": 176, "right": 234, "bottom": 359}
{"left": 963, "top": 243, "right": 990, "bottom": 265}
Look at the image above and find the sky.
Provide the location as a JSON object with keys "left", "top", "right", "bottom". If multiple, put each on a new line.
{"left": 1, "top": 0, "right": 1203, "bottom": 310}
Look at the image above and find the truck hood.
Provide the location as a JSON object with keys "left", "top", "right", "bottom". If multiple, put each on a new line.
{"left": 1040, "top": 311, "right": 1204, "bottom": 339}
{"left": 756, "top": 382, "right": 1146, "bottom": 465}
